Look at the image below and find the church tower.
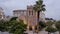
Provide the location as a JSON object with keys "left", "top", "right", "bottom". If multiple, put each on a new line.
{"left": 27, "top": 6, "right": 38, "bottom": 30}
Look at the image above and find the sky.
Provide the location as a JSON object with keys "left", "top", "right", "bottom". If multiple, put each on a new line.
{"left": 0, "top": 0, "right": 60, "bottom": 20}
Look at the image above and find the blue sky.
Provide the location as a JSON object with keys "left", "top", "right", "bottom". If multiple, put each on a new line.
{"left": 0, "top": 0, "right": 60, "bottom": 20}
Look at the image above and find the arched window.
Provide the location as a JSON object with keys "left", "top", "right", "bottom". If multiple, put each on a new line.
{"left": 32, "top": 11, "right": 33, "bottom": 15}
{"left": 29, "top": 10, "right": 34, "bottom": 15}
{"left": 29, "top": 11, "right": 31, "bottom": 15}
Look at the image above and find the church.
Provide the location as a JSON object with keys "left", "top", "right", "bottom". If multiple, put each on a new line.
{"left": 13, "top": 6, "right": 45, "bottom": 30}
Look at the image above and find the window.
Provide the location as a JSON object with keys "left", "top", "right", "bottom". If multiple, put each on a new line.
{"left": 32, "top": 11, "right": 33, "bottom": 15}
{"left": 29, "top": 10, "right": 33, "bottom": 15}
{"left": 29, "top": 11, "right": 31, "bottom": 15}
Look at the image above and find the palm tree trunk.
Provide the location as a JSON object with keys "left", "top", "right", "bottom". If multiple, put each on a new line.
{"left": 37, "top": 11, "right": 40, "bottom": 34}
{"left": 37, "top": 11, "right": 40, "bottom": 29}
{"left": 37, "top": 11, "right": 40, "bottom": 22}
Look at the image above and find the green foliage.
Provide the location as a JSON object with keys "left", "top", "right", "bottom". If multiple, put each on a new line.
{"left": 0, "top": 20, "right": 6, "bottom": 32}
{"left": 10, "top": 17, "right": 18, "bottom": 21}
{"left": 33, "top": 0, "right": 46, "bottom": 12}
{"left": 45, "top": 21, "right": 57, "bottom": 33}
{"left": 46, "top": 21, "right": 54, "bottom": 26}
{"left": 7, "top": 20, "right": 27, "bottom": 34}
{"left": 0, "top": 19, "right": 27, "bottom": 34}
{"left": 55, "top": 20, "right": 60, "bottom": 31}
{"left": 33, "top": 0, "right": 46, "bottom": 31}
{"left": 38, "top": 21, "right": 46, "bottom": 30}
{"left": 0, "top": 20, "right": 5, "bottom": 31}
{"left": 45, "top": 26, "right": 57, "bottom": 33}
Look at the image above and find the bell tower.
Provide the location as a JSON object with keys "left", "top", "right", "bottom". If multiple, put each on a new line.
{"left": 27, "top": 6, "right": 38, "bottom": 30}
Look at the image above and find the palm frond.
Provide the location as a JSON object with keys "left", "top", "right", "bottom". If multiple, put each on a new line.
{"left": 33, "top": 0, "right": 46, "bottom": 12}
{"left": 41, "top": 8, "right": 46, "bottom": 11}
{"left": 41, "top": 4, "right": 45, "bottom": 8}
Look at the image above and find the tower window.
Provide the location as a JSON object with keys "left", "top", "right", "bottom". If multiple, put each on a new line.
{"left": 32, "top": 11, "right": 33, "bottom": 15}
{"left": 29, "top": 11, "right": 31, "bottom": 15}
{"left": 29, "top": 10, "right": 33, "bottom": 15}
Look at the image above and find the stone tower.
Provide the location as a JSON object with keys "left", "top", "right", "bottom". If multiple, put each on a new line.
{"left": 27, "top": 6, "right": 38, "bottom": 30}
{"left": 13, "top": 6, "right": 38, "bottom": 30}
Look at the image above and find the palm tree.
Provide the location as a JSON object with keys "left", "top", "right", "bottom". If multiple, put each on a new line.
{"left": 33, "top": 0, "right": 46, "bottom": 21}
{"left": 33, "top": 0, "right": 46, "bottom": 33}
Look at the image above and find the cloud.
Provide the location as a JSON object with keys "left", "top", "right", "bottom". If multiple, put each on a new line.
{"left": 0, "top": 0, "right": 60, "bottom": 20}
{"left": 2, "top": 0, "right": 27, "bottom": 10}
{"left": 44, "top": 0, "right": 60, "bottom": 20}
{"left": 0, "top": 0, "right": 8, "bottom": 2}
{"left": 0, "top": 0, "right": 27, "bottom": 16}
{"left": 27, "top": 0, "right": 37, "bottom": 5}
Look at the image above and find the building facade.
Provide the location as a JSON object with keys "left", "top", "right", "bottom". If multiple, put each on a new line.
{"left": 0, "top": 7, "right": 5, "bottom": 20}
{"left": 13, "top": 6, "right": 45, "bottom": 30}
{"left": 13, "top": 10, "right": 27, "bottom": 17}
{"left": 26, "top": 6, "right": 38, "bottom": 30}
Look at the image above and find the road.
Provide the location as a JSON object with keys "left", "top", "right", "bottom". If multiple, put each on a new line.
{"left": 0, "top": 31, "right": 59, "bottom": 34}
{"left": 26, "top": 30, "right": 59, "bottom": 34}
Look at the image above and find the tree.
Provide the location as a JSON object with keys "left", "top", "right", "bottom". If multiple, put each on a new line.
{"left": 0, "top": 20, "right": 8, "bottom": 32}
{"left": 46, "top": 21, "right": 54, "bottom": 26}
{"left": 45, "top": 21, "right": 57, "bottom": 34}
{"left": 0, "top": 20, "right": 5, "bottom": 32}
{"left": 0, "top": 20, "right": 12, "bottom": 32}
{"left": 9, "top": 20, "right": 27, "bottom": 34}
{"left": 0, "top": 19, "right": 27, "bottom": 34}
{"left": 38, "top": 21, "right": 46, "bottom": 30}
{"left": 45, "top": 26, "right": 57, "bottom": 34}
{"left": 33, "top": 0, "right": 46, "bottom": 32}
{"left": 33, "top": 0, "right": 46, "bottom": 22}
{"left": 55, "top": 20, "right": 60, "bottom": 34}
{"left": 10, "top": 17, "right": 18, "bottom": 21}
